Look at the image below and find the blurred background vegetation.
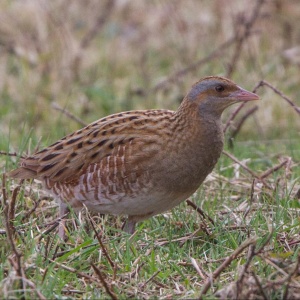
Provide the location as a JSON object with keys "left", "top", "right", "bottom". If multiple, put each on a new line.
{"left": 0, "top": 0, "right": 300, "bottom": 153}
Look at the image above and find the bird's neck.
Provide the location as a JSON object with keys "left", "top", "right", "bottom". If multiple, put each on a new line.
{"left": 149, "top": 102, "right": 224, "bottom": 196}
{"left": 171, "top": 100, "right": 223, "bottom": 139}
{"left": 168, "top": 100, "right": 224, "bottom": 182}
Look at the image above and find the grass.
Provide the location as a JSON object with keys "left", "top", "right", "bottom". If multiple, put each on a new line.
{"left": 1, "top": 138, "right": 299, "bottom": 298}
{"left": 1, "top": 0, "right": 300, "bottom": 299}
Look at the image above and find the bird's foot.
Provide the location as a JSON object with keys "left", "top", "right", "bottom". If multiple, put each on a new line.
{"left": 122, "top": 218, "right": 136, "bottom": 234}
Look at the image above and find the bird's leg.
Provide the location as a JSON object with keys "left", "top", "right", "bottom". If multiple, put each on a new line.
{"left": 58, "top": 202, "right": 69, "bottom": 240}
{"left": 122, "top": 217, "right": 136, "bottom": 234}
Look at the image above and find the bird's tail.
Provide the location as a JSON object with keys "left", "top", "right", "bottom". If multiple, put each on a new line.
{"left": 7, "top": 167, "right": 37, "bottom": 179}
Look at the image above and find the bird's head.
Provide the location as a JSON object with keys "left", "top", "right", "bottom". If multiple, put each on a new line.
{"left": 186, "top": 76, "right": 259, "bottom": 117}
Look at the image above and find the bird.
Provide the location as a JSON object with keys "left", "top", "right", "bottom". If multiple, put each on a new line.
{"left": 8, "top": 76, "right": 259, "bottom": 237}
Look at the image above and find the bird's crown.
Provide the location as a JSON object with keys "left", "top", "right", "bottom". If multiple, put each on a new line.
{"left": 187, "top": 76, "right": 237, "bottom": 101}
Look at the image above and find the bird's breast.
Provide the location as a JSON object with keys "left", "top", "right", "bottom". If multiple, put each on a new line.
{"left": 154, "top": 118, "right": 224, "bottom": 194}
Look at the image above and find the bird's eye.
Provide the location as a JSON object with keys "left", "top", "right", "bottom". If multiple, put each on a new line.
{"left": 215, "top": 85, "right": 225, "bottom": 92}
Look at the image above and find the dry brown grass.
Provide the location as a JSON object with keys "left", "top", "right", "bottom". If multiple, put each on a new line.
{"left": 0, "top": 0, "right": 299, "bottom": 140}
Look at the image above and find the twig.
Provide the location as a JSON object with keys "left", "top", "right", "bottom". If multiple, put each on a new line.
{"left": 263, "top": 258, "right": 291, "bottom": 281}
{"left": 186, "top": 199, "right": 215, "bottom": 225}
{"left": 222, "top": 151, "right": 271, "bottom": 188}
{"left": 37, "top": 212, "right": 69, "bottom": 241}
{"left": 38, "top": 213, "right": 69, "bottom": 229}
{"left": 263, "top": 81, "right": 300, "bottom": 115}
{"left": 21, "top": 198, "right": 42, "bottom": 221}
{"left": 38, "top": 222, "right": 59, "bottom": 240}
{"left": 236, "top": 244, "right": 256, "bottom": 299}
{"left": 152, "top": 279, "right": 169, "bottom": 289}
{"left": 228, "top": 105, "right": 259, "bottom": 148}
{"left": 153, "top": 36, "right": 238, "bottom": 92}
{"left": 91, "top": 263, "right": 118, "bottom": 300}
{"left": 9, "top": 180, "right": 24, "bottom": 234}
{"left": 282, "top": 254, "right": 300, "bottom": 300}
{"left": 2, "top": 173, "right": 7, "bottom": 206}
{"left": 0, "top": 151, "right": 25, "bottom": 159}
{"left": 252, "top": 80, "right": 264, "bottom": 93}
{"left": 2, "top": 174, "right": 22, "bottom": 252}
{"left": 190, "top": 257, "right": 207, "bottom": 280}
{"left": 2, "top": 173, "right": 26, "bottom": 298}
{"left": 51, "top": 102, "right": 87, "bottom": 126}
{"left": 61, "top": 289, "right": 84, "bottom": 295}
{"left": 243, "top": 178, "right": 255, "bottom": 220}
{"left": 254, "top": 231, "right": 273, "bottom": 255}
{"left": 251, "top": 271, "right": 268, "bottom": 300}
{"left": 222, "top": 150, "right": 259, "bottom": 179}
{"left": 16, "top": 276, "right": 47, "bottom": 300}
{"left": 255, "top": 80, "right": 300, "bottom": 116}
{"left": 198, "top": 236, "right": 257, "bottom": 298}
{"left": 88, "top": 214, "right": 116, "bottom": 270}
{"left": 226, "top": 0, "right": 265, "bottom": 77}
{"left": 141, "top": 270, "right": 161, "bottom": 289}
{"left": 223, "top": 102, "right": 247, "bottom": 133}
{"left": 259, "top": 159, "right": 289, "bottom": 179}
{"left": 48, "top": 259, "right": 100, "bottom": 283}
{"left": 132, "top": 248, "right": 153, "bottom": 267}
{"left": 44, "top": 235, "right": 58, "bottom": 265}
{"left": 79, "top": 1, "right": 115, "bottom": 51}
{"left": 130, "top": 262, "right": 145, "bottom": 279}
{"left": 72, "top": 0, "right": 115, "bottom": 77}
{"left": 179, "top": 228, "right": 204, "bottom": 247}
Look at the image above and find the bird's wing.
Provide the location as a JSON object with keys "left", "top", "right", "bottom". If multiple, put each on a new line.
{"left": 9, "top": 109, "right": 174, "bottom": 182}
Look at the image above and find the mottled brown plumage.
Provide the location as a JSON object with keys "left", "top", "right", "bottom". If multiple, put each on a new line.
{"left": 9, "top": 76, "right": 259, "bottom": 236}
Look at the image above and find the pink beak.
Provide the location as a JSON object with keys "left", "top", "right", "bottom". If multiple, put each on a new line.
{"left": 231, "top": 87, "right": 259, "bottom": 101}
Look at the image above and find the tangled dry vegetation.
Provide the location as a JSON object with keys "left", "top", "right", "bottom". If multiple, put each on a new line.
{"left": 1, "top": 0, "right": 300, "bottom": 299}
